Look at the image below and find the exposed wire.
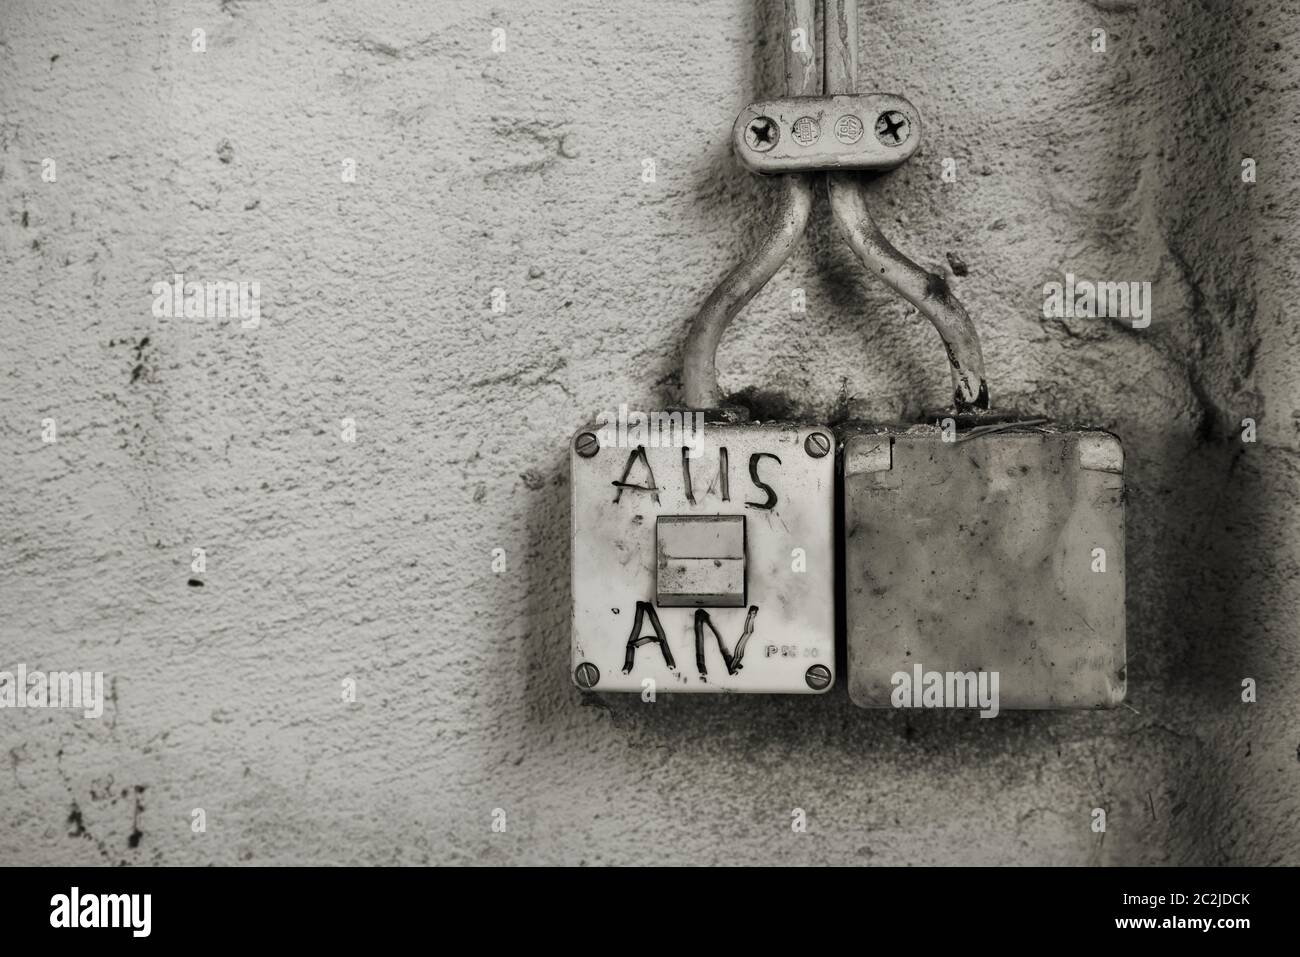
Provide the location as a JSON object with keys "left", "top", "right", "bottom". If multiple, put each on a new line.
{"left": 953, "top": 418, "right": 1050, "bottom": 443}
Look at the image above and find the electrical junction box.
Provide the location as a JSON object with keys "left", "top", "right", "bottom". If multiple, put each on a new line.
{"left": 570, "top": 417, "right": 835, "bottom": 694}
{"left": 843, "top": 424, "right": 1126, "bottom": 710}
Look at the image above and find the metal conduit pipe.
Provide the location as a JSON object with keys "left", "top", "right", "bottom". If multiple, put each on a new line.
{"left": 681, "top": 0, "right": 817, "bottom": 409}
{"left": 823, "top": 0, "right": 989, "bottom": 411}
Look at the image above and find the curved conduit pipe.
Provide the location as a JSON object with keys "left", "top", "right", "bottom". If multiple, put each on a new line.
{"left": 682, "top": 0, "right": 817, "bottom": 409}
{"left": 823, "top": 0, "right": 989, "bottom": 411}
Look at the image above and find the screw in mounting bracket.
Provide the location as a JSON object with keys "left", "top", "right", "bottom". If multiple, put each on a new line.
{"left": 874, "top": 110, "right": 910, "bottom": 146}
{"left": 744, "top": 115, "right": 779, "bottom": 152}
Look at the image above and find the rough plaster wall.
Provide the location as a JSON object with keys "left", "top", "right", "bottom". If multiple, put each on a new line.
{"left": 1, "top": 0, "right": 1297, "bottom": 865}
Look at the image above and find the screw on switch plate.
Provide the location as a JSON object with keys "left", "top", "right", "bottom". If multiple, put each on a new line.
{"left": 574, "top": 662, "right": 600, "bottom": 689}
{"left": 805, "top": 664, "right": 832, "bottom": 690}
{"left": 804, "top": 432, "right": 832, "bottom": 458}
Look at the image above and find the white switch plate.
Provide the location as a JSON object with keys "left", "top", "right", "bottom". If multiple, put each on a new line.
{"left": 570, "top": 420, "right": 835, "bottom": 694}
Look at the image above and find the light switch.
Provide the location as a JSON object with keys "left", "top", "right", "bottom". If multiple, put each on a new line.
{"left": 843, "top": 425, "right": 1126, "bottom": 710}
{"left": 571, "top": 419, "right": 835, "bottom": 693}
{"left": 656, "top": 515, "right": 745, "bottom": 607}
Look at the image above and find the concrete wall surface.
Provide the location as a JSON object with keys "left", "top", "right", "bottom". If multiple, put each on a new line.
{"left": 1, "top": 0, "right": 1298, "bottom": 865}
